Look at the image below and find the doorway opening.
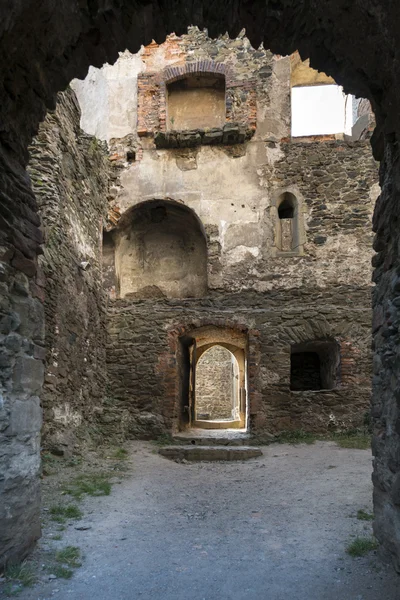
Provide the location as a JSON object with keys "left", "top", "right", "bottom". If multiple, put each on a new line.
{"left": 178, "top": 326, "right": 248, "bottom": 431}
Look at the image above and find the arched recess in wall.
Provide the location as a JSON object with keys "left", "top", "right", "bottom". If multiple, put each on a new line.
{"left": 105, "top": 199, "right": 208, "bottom": 299}
{"left": 271, "top": 191, "right": 305, "bottom": 256}
{"left": 166, "top": 72, "right": 226, "bottom": 130}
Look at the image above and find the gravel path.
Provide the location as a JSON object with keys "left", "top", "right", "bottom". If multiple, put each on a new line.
{"left": 10, "top": 441, "right": 400, "bottom": 600}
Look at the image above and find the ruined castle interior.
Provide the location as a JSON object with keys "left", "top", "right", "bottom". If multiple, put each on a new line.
{"left": 2, "top": 0, "right": 400, "bottom": 589}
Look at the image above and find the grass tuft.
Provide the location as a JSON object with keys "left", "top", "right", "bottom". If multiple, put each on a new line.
{"left": 5, "top": 561, "right": 36, "bottom": 588}
{"left": 332, "top": 433, "right": 371, "bottom": 450}
{"left": 51, "top": 565, "right": 73, "bottom": 579}
{"left": 357, "top": 509, "right": 374, "bottom": 521}
{"left": 112, "top": 448, "right": 128, "bottom": 460}
{"left": 151, "top": 433, "right": 174, "bottom": 447}
{"left": 346, "top": 536, "right": 378, "bottom": 557}
{"left": 274, "top": 430, "right": 317, "bottom": 445}
{"left": 62, "top": 473, "right": 112, "bottom": 500}
{"left": 270, "top": 429, "right": 371, "bottom": 450}
{"left": 55, "top": 546, "right": 81, "bottom": 568}
{"left": 50, "top": 504, "right": 82, "bottom": 523}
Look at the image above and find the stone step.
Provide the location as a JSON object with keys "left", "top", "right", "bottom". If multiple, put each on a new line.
{"left": 172, "top": 431, "right": 250, "bottom": 446}
{"left": 159, "top": 445, "right": 262, "bottom": 462}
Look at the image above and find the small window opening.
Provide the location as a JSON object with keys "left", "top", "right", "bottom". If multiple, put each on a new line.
{"left": 276, "top": 192, "right": 299, "bottom": 253}
{"left": 278, "top": 196, "right": 295, "bottom": 220}
{"left": 290, "top": 340, "right": 340, "bottom": 391}
{"left": 126, "top": 150, "right": 136, "bottom": 162}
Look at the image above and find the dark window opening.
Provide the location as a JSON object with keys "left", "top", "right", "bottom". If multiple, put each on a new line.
{"left": 291, "top": 352, "right": 321, "bottom": 390}
{"left": 278, "top": 195, "right": 295, "bottom": 219}
{"left": 126, "top": 150, "right": 136, "bottom": 162}
{"left": 290, "top": 340, "right": 340, "bottom": 391}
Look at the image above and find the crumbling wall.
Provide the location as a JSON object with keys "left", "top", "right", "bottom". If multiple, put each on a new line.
{"left": 28, "top": 89, "right": 109, "bottom": 455}
{"left": 73, "top": 29, "right": 377, "bottom": 440}
{"left": 3, "top": 0, "right": 400, "bottom": 574}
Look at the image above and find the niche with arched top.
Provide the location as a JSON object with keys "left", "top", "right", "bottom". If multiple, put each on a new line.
{"left": 274, "top": 191, "right": 305, "bottom": 255}
{"left": 114, "top": 200, "right": 208, "bottom": 299}
{"left": 167, "top": 73, "right": 226, "bottom": 130}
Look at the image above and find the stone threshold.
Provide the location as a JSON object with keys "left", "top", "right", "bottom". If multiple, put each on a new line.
{"left": 159, "top": 445, "right": 262, "bottom": 462}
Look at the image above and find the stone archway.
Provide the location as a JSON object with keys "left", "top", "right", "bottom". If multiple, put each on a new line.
{"left": 1, "top": 0, "right": 400, "bottom": 572}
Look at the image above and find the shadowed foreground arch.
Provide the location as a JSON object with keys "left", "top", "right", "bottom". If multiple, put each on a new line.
{"left": 2, "top": 0, "right": 400, "bottom": 573}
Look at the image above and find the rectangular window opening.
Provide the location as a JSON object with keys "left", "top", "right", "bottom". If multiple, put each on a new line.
{"left": 291, "top": 84, "right": 354, "bottom": 137}
{"left": 290, "top": 340, "right": 340, "bottom": 391}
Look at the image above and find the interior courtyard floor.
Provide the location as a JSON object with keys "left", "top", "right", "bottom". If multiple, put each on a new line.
{"left": 8, "top": 441, "right": 400, "bottom": 600}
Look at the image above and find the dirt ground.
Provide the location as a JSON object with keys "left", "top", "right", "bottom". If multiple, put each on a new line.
{"left": 2, "top": 441, "right": 400, "bottom": 600}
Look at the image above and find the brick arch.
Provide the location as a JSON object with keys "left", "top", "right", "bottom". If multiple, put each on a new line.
{"left": 163, "top": 60, "right": 229, "bottom": 85}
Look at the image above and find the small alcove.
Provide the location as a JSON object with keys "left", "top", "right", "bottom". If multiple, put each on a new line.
{"left": 274, "top": 191, "right": 304, "bottom": 255}
{"left": 167, "top": 73, "right": 226, "bottom": 130}
{"left": 290, "top": 340, "right": 340, "bottom": 391}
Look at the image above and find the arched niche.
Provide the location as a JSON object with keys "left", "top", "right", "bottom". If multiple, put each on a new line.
{"left": 271, "top": 190, "right": 305, "bottom": 256}
{"left": 166, "top": 72, "right": 226, "bottom": 130}
{"left": 113, "top": 200, "right": 208, "bottom": 299}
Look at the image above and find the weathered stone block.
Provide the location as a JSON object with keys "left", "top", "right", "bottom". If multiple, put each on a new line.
{"left": 12, "top": 357, "right": 44, "bottom": 397}
{"left": 9, "top": 397, "right": 42, "bottom": 435}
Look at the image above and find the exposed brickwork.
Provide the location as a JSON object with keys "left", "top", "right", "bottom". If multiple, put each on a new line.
{"left": 137, "top": 30, "right": 261, "bottom": 139}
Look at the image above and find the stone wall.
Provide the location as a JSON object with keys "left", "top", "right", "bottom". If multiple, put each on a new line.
{"left": 0, "top": 145, "right": 44, "bottom": 566}
{"left": 106, "top": 286, "right": 371, "bottom": 438}
{"left": 74, "top": 29, "right": 378, "bottom": 440}
{"left": 72, "top": 30, "right": 378, "bottom": 298}
{"left": 28, "top": 89, "right": 109, "bottom": 455}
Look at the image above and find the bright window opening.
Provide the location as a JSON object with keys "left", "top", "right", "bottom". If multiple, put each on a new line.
{"left": 291, "top": 85, "right": 353, "bottom": 137}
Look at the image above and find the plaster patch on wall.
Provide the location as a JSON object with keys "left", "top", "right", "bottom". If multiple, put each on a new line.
{"left": 225, "top": 245, "right": 260, "bottom": 265}
{"left": 53, "top": 403, "right": 83, "bottom": 426}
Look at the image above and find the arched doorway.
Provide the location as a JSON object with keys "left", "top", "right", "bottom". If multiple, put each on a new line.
{"left": 194, "top": 344, "right": 245, "bottom": 428}
{"left": 179, "top": 326, "right": 248, "bottom": 431}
